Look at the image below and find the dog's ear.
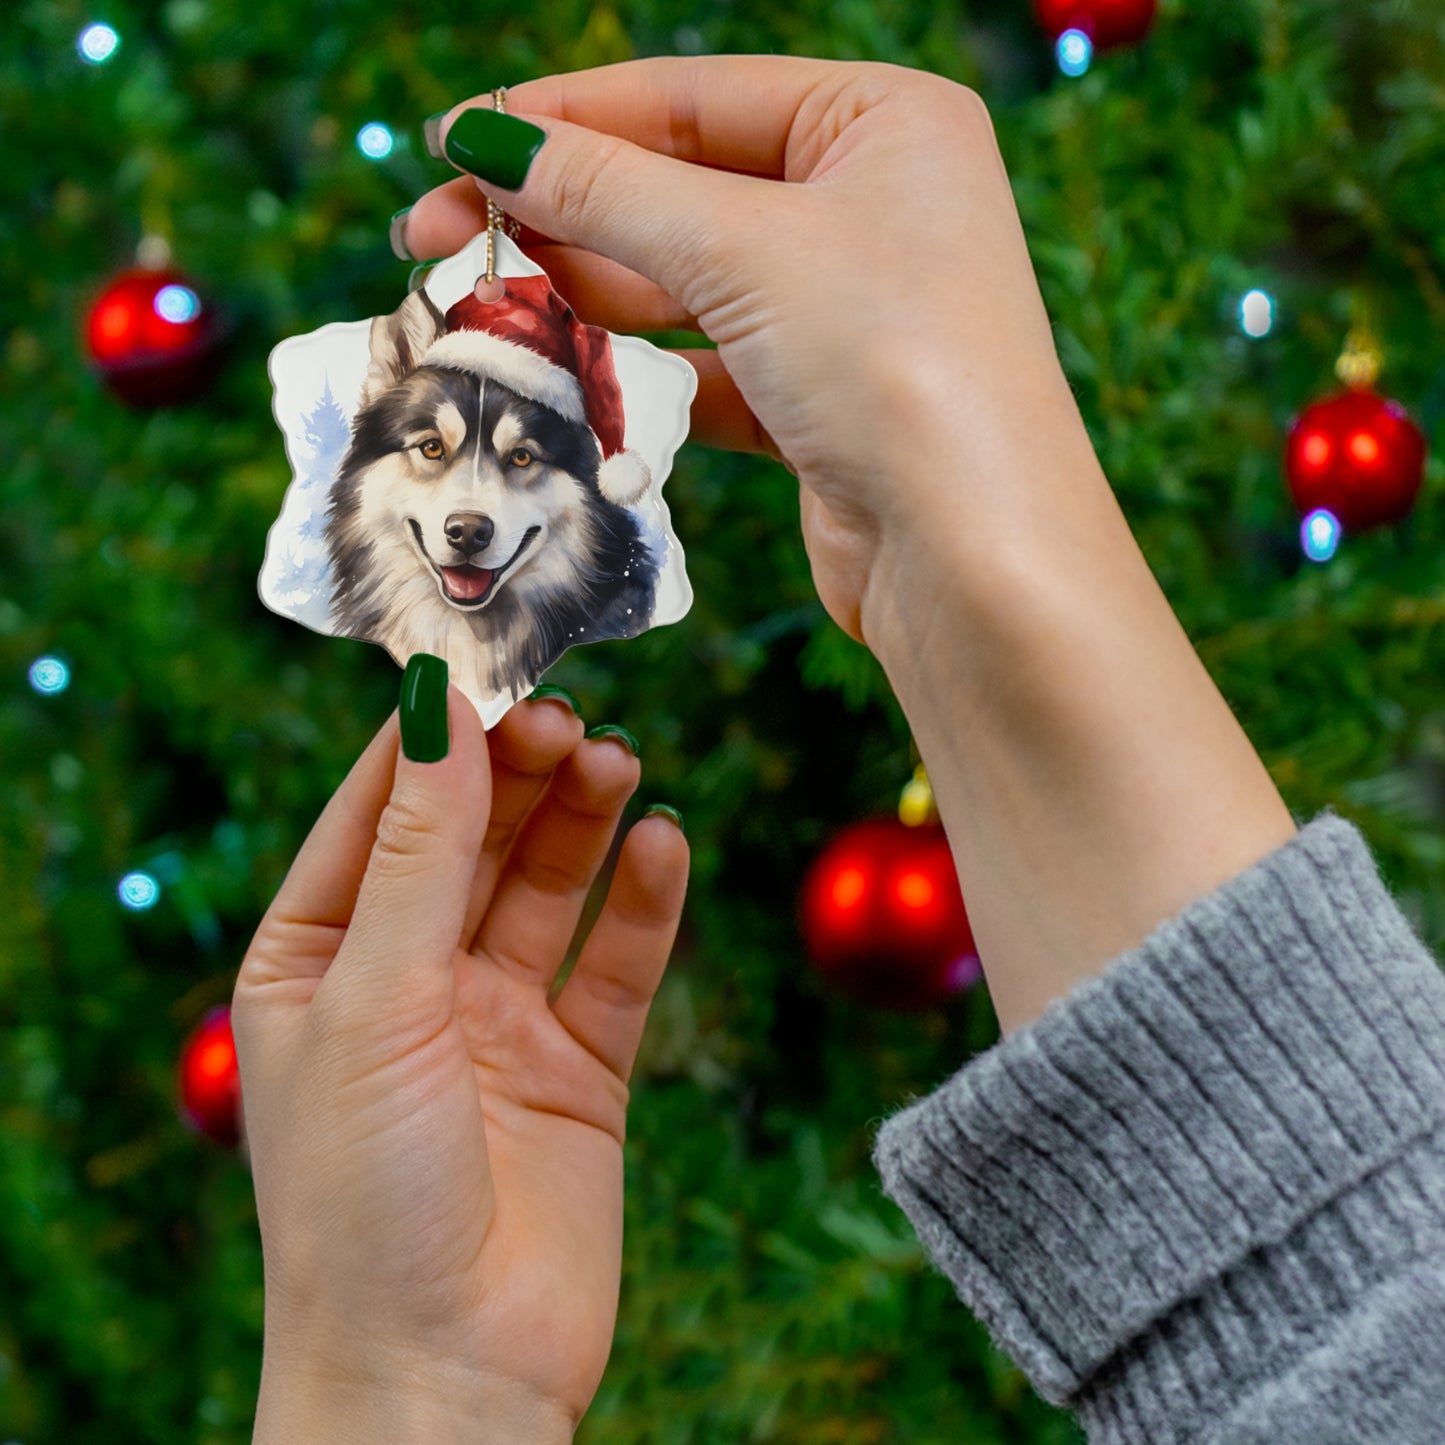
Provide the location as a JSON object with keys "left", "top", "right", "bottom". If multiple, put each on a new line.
{"left": 360, "top": 289, "right": 447, "bottom": 405}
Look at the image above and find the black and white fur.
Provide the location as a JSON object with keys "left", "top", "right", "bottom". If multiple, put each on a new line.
{"left": 326, "top": 290, "right": 658, "bottom": 701}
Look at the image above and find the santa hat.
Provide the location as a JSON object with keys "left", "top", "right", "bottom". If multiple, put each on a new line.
{"left": 420, "top": 274, "right": 651, "bottom": 507}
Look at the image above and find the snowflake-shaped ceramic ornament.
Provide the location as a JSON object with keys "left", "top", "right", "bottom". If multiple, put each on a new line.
{"left": 262, "top": 231, "right": 695, "bottom": 727}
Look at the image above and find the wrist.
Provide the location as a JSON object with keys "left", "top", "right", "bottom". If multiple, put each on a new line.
{"left": 253, "top": 1343, "right": 575, "bottom": 1445}
{"left": 858, "top": 419, "right": 1119, "bottom": 683}
{"left": 855, "top": 334, "right": 1115, "bottom": 663}
{"left": 855, "top": 405, "right": 1294, "bottom": 1034}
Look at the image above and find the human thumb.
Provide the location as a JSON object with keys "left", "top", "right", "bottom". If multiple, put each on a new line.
{"left": 324, "top": 654, "right": 491, "bottom": 1025}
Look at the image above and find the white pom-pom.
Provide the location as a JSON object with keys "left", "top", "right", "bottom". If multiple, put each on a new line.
{"left": 596, "top": 449, "right": 652, "bottom": 507}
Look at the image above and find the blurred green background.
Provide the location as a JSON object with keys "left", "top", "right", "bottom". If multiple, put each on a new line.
{"left": 4, "top": 0, "right": 1445, "bottom": 1440}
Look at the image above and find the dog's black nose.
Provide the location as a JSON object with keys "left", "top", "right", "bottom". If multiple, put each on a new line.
{"left": 444, "top": 512, "right": 494, "bottom": 554}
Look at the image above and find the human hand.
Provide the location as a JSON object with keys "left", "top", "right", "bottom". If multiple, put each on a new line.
{"left": 399, "top": 58, "right": 1294, "bottom": 1047}
{"left": 232, "top": 681, "right": 688, "bottom": 1442}
{"left": 402, "top": 57, "right": 1100, "bottom": 650}
{"left": 402, "top": 60, "right": 1298, "bottom": 1042}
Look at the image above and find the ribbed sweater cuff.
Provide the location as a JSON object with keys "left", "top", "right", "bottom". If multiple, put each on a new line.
{"left": 870, "top": 813, "right": 1445, "bottom": 1417}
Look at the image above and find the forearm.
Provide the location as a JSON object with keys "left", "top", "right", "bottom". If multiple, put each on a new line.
{"left": 859, "top": 373, "right": 1296, "bottom": 1034}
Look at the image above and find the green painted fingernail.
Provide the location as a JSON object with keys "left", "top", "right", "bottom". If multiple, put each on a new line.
{"left": 423, "top": 112, "right": 447, "bottom": 160}
{"left": 400, "top": 653, "right": 449, "bottom": 762}
{"left": 443, "top": 107, "right": 546, "bottom": 191}
{"left": 389, "top": 207, "right": 413, "bottom": 262}
{"left": 585, "top": 723, "right": 639, "bottom": 756}
{"left": 527, "top": 684, "right": 582, "bottom": 716}
{"left": 644, "top": 803, "right": 684, "bottom": 834}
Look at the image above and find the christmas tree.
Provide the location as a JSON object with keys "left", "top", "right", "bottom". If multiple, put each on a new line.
{"left": 3, "top": 0, "right": 1443, "bottom": 1441}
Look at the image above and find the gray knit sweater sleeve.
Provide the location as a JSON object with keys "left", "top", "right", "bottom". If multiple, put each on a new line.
{"left": 870, "top": 812, "right": 1445, "bottom": 1443}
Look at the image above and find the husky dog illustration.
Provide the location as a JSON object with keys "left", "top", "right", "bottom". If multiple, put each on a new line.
{"left": 325, "top": 276, "right": 659, "bottom": 702}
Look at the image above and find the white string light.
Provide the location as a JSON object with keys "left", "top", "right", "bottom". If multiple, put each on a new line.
{"left": 78, "top": 22, "right": 120, "bottom": 64}
{"left": 1240, "top": 289, "right": 1275, "bottom": 338}
{"left": 1301, "top": 508, "right": 1341, "bottom": 563}
{"left": 118, "top": 872, "right": 161, "bottom": 910}
{"left": 356, "top": 122, "right": 395, "bottom": 160}
{"left": 28, "top": 657, "right": 70, "bottom": 695}
{"left": 1057, "top": 29, "right": 1093, "bottom": 76}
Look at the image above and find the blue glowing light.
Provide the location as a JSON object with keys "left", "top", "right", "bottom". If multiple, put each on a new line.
{"left": 1057, "top": 28, "right": 1093, "bottom": 77}
{"left": 1240, "top": 288, "right": 1275, "bottom": 338}
{"left": 78, "top": 22, "right": 120, "bottom": 64}
{"left": 28, "top": 657, "right": 70, "bottom": 695}
{"left": 118, "top": 871, "right": 161, "bottom": 910}
{"left": 153, "top": 284, "right": 201, "bottom": 324}
{"left": 1301, "top": 508, "right": 1342, "bottom": 563}
{"left": 357, "top": 123, "right": 395, "bottom": 160}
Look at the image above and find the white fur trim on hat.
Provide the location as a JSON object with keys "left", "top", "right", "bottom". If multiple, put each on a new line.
{"left": 420, "top": 330, "right": 586, "bottom": 424}
{"left": 597, "top": 449, "right": 652, "bottom": 506}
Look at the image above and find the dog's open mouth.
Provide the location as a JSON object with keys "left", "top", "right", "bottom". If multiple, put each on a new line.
{"left": 411, "top": 520, "right": 541, "bottom": 609}
{"left": 439, "top": 564, "right": 494, "bottom": 603}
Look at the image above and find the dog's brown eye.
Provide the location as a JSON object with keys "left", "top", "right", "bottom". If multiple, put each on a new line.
{"left": 418, "top": 438, "right": 445, "bottom": 461}
{"left": 509, "top": 447, "right": 534, "bottom": 469}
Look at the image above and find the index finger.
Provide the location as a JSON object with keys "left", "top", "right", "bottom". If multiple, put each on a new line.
{"left": 453, "top": 54, "right": 853, "bottom": 179}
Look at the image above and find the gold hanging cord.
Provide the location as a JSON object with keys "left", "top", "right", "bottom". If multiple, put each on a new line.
{"left": 484, "top": 86, "right": 519, "bottom": 285}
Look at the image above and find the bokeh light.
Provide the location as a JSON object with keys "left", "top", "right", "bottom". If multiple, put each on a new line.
{"left": 1301, "top": 508, "right": 1342, "bottom": 563}
{"left": 1348, "top": 430, "right": 1381, "bottom": 466}
{"left": 118, "top": 871, "right": 161, "bottom": 910}
{"left": 153, "top": 284, "right": 201, "bottom": 324}
{"left": 1240, "top": 288, "right": 1274, "bottom": 338}
{"left": 946, "top": 952, "right": 983, "bottom": 992}
{"left": 895, "top": 870, "right": 936, "bottom": 911}
{"left": 78, "top": 22, "right": 120, "bottom": 64}
{"left": 28, "top": 656, "right": 70, "bottom": 695}
{"left": 830, "top": 865, "right": 867, "bottom": 911}
{"left": 178, "top": 1009, "right": 242, "bottom": 1146}
{"left": 356, "top": 122, "right": 395, "bottom": 159}
{"left": 1299, "top": 431, "right": 1331, "bottom": 471}
{"left": 1057, "top": 29, "right": 1093, "bottom": 76}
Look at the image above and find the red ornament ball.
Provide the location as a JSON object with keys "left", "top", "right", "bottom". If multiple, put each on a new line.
{"left": 1284, "top": 388, "right": 1427, "bottom": 533}
{"left": 178, "top": 1005, "right": 242, "bottom": 1147}
{"left": 85, "top": 267, "right": 221, "bottom": 407}
{"left": 1033, "top": 0, "right": 1157, "bottom": 49}
{"left": 800, "top": 818, "right": 981, "bottom": 1011}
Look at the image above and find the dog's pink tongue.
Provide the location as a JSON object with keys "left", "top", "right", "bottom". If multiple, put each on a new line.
{"left": 441, "top": 565, "right": 493, "bottom": 601}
